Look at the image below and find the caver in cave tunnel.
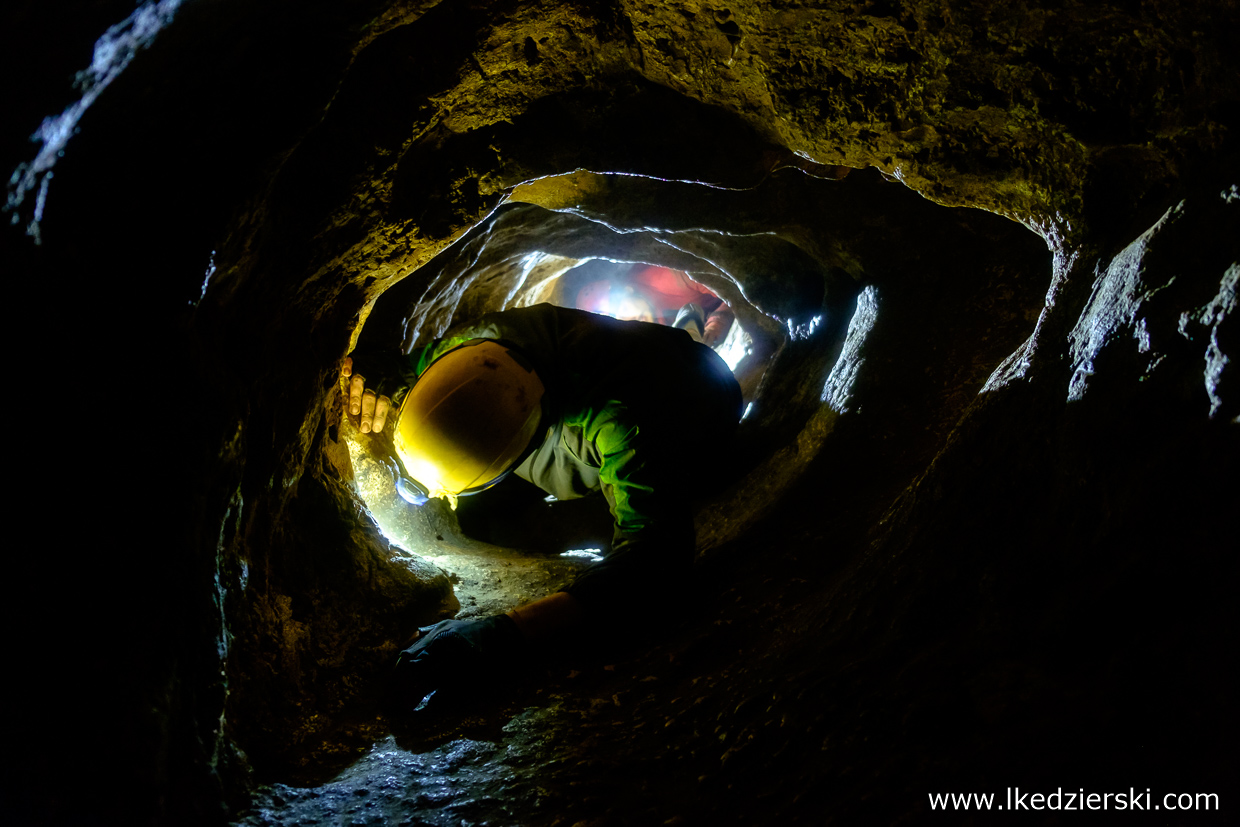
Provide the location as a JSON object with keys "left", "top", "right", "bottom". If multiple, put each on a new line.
{"left": 3, "top": 0, "right": 1237, "bottom": 824}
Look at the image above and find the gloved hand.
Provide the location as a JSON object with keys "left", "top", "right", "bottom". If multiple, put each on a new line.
{"left": 393, "top": 615, "right": 524, "bottom": 702}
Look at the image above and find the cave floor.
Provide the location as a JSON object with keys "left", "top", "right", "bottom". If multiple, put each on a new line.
{"left": 231, "top": 503, "right": 859, "bottom": 827}
{"left": 230, "top": 436, "right": 1239, "bottom": 827}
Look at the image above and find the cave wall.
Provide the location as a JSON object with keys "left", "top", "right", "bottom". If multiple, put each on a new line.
{"left": 3, "top": 0, "right": 1236, "bottom": 823}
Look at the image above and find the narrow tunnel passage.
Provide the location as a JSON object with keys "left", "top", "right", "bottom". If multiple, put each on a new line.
{"left": 5, "top": 1, "right": 1236, "bottom": 824}
{"left": 339, "top": 180, "right": 839, "bottom": 625}
{"left": 228, "top": 165, "right": 1061, "bottom": 822}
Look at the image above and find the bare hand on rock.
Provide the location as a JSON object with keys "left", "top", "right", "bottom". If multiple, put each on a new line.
{"left": 340, "top": 356, "right": 391, "bottom": 434}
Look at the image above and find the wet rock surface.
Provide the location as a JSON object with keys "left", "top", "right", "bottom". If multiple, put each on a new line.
{"left": 4, "top": 0, "right": 1237, "bottom": 824}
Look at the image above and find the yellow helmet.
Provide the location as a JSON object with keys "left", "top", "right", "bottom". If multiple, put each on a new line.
{"left": 393, "top": 340, "right": 544, "bottom": 507}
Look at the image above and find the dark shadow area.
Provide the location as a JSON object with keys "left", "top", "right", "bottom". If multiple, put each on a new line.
{"left": 454, "top": 474, "right": 614, "bottom": 553}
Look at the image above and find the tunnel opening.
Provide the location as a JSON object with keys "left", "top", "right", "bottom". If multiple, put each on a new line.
{"left": 262, "top": 163, "right": 1062, "bottom": 796}
{"left": 8, "top": 1, "right": 1236, "bottom": 822}
{"left": 338, "top": 179, "right": 830, "bottom": 624}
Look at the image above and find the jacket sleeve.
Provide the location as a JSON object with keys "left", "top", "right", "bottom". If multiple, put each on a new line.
{"left": 561, "top": 401, "right": 694, "bottom": 615}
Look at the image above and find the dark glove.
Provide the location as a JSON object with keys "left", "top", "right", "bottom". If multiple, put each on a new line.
{"left": 393, "top": 615, "right": 524, "bottom": 702}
